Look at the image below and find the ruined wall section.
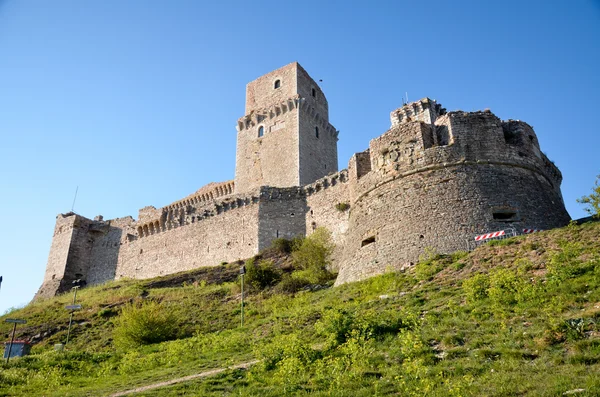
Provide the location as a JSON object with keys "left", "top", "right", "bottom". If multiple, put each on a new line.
{"left": 336, "top": 108, "right": 570, "bottom": 285}
{"left": 390, "top": 97, "right": 445, "bottom": 126}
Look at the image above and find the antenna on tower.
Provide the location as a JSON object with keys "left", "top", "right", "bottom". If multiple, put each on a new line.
{"left": 71, "top": 186, "right": 79, "bottom": 212}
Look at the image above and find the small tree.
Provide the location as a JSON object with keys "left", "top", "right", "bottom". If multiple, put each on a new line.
{"left": 292, "top": 227, "right": 335, "bottom": 284}
{"left": 577, "top": 174, "right": 600, "bottom": 218}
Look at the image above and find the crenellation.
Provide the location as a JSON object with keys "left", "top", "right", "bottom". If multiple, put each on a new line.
{"left": 37, "top": 63, "right": 571, "bottom": 298}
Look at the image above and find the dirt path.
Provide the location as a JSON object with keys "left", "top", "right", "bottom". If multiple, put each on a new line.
{"left": 109, "top": 360, "right": 260, "bottom": 396}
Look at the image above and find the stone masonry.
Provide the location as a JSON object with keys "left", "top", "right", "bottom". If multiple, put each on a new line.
{"left": 36, "top": 62, "right": 570, "bottom": 298}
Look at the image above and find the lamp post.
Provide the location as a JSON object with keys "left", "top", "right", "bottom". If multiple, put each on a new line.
{"left": 240, "top": 265, "right": 246, "bottom": 327}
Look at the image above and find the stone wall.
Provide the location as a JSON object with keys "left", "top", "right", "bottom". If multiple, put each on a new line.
{"left": 298, "top": 101, "right": 338, "bottom": 186}
{"left": 258, "top": 187, "right": 308, "bottom": 250}
{"left": 116, "top": 194, "right": 261, "bottom": 280}
{"left": 87, "top": 216, "right": 134, "bottom": 285}
{"left": 36, "top": 214, "right": 80, "bottom": 298}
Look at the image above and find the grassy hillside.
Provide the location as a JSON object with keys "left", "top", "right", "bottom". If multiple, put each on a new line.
{"left": 1, "top": 222, "right": 599, "bottom": 396}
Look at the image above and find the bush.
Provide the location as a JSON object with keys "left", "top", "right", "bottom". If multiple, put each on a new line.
{"left": 270, "top": 238, "right": 294, "bottom": 254}
{"left": 112, "top": 300, "right": 178, "bottom": 349}
{"left": 488, "top": 268, "right": 521, "bottom": 306}
{"left": 245, "top": 259, "right": 281, "bottom": 290}
{"left": 463, "top": 273, "right": 490, "bottom": 303}
{"left": 273, "top": 274, "right": 310, "bottom": 294}
{"left": 291, "top": 227, "right": 336, "bottom": 284}
{"left": 335, "top": 202, "right": 350, "bottom": 212}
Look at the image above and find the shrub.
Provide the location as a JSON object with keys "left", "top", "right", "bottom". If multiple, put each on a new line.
{"left": 112, "top": 300, "right": 178, "bottom": 349}
{"left": 335, "top": 202, "right": 350, "bottom": 212}
{"left": 245, "top": 259, "right": 281, "bottom": 290}
{"left": 451, "top": 250, "right": 468, "bottom": 262}
{"left": 292, "top": 227, "right": 336, "bottom": 284}
{"left": 463, "top": 273, "right": 490, "bottom": 303}
{"left": 488, "top": 268, "right": 520, "bottom": 306}
{"left": 273, "top": 274, "right": 310, "bottom": 294}
{"left": 270, "top": 238, "right": 294, "bottom": 254}
{"left": 414, "top": 247, "right": 446, "bottom": 281}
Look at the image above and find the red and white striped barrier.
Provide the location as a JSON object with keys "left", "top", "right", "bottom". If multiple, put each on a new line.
{"left": 474, "top": 230, "right": 505, "bottom": 241}
{"left": 522, "top": 229, "right": 542, "bottom": 234}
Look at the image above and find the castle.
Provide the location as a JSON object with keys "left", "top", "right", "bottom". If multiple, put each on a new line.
{"left": 36, "top": 62, "right": 571, "bottom": 298}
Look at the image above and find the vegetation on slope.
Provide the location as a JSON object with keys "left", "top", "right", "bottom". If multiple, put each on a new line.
{"left": 0, "top": 223, "right": 599, "bottom": 396}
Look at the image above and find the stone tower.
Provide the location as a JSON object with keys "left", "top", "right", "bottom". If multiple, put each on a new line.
{"left": 234, "top": 62, "right": 339, "bottom": 193}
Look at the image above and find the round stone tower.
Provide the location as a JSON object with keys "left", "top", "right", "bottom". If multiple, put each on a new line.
{"left": 335, "top": 99, "right": 571, "bottom": 284}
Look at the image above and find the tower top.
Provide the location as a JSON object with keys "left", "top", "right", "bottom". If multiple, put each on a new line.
{"left": 245, "top": 62, "right": 328, "bottom": 118}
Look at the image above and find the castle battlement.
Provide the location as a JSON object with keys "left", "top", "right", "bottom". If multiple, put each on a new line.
{"left": 36, "top": 64, "right": 571, "bottom": 298}
{"left": 390, "top": 97, "right": 445, "bottom": 126}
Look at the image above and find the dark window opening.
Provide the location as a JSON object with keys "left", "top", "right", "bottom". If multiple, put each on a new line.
{"left": 258, "top": 126, "right": 264, "bottom": 137}
{"left": 290, "top": 212, "right": 295, "bottom": 217}
{"left": 361, "top": 236, "right": 376, "bottom": 247}
{"left": 311, "top": 88, "right": 316, "bottom": 97}
{"left": 493, "top": 211, "right": 517, "bottom": 221}
{"left": 529, "top": 135, "right": 534, "bottom": 142}
{"left": 419, "top": 235, "right": 424, "bottom": 239}
{"left": 315, "top": 126, "right": 319, "bottom": 138}
{"left": 274, "top": 80, "right": 281, "bottom": 89}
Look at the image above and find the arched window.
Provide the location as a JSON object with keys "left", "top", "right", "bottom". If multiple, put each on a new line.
{"left": 274, "top": 80, "right": 281, "bottom": 89}
{"left": 258, "top": 126, "right": 264, "bottom": 137}
{"left": 315, "top": 126, "right": 319, "bottom": 138}
{"left": 311, "top": 88, "right": 316, "bottom": 97}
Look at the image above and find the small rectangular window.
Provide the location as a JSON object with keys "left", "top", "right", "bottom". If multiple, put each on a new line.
{"left": 493, "top": 211, "right": 517, "bottom": 221}
{"left": 361, "top": 236, "right": 376, "bottom": 247}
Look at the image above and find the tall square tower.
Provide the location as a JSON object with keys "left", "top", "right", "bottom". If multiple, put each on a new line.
{"left": 234, "top": 62, "right": 338, "bottom": 193}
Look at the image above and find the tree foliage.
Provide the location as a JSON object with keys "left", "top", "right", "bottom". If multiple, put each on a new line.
{"left": 577, "top": 174, "right": 600, "bottom": 217}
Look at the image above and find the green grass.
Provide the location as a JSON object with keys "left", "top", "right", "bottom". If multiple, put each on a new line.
{"left": 1, "top": 221, "right": 599, "bottom": 396}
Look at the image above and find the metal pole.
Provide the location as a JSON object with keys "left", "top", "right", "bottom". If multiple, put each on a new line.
{"left": 71, "top": 186, "right": 78, "bottom": 212}
{"left": 240, "top": 273, "right": 244, "bottom": 327}
{"left": 6, "top": 323, "right": 16, "bottom": 364}
{"left": 66, "top": 312, "right": 74, "bottom": 346}
{"left": 66, "top": 286, "right": 79, "bottom": 346}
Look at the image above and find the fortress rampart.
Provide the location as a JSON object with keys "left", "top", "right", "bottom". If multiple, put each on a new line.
{"left": 36, "top": 62, "right": 570, "bottom": 297}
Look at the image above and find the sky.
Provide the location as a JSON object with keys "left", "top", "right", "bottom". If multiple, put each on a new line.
{"left": 0, "top": 0, "right": 598, "bottom": 314}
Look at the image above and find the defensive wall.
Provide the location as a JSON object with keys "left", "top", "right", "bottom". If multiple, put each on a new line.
{"left": 334, "top": 101, "right": 570, "bottom": 284}
{"left": 36, "top": 63, "right": 571, "bottom": 297}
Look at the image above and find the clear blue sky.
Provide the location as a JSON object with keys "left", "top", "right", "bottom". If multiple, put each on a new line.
{"left": 1, "top": 0, "right": 598, "bottom": 314}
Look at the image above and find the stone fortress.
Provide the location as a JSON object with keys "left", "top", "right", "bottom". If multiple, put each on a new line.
{"left": 36, "top": 62, "right": 571, "bottom": 298}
